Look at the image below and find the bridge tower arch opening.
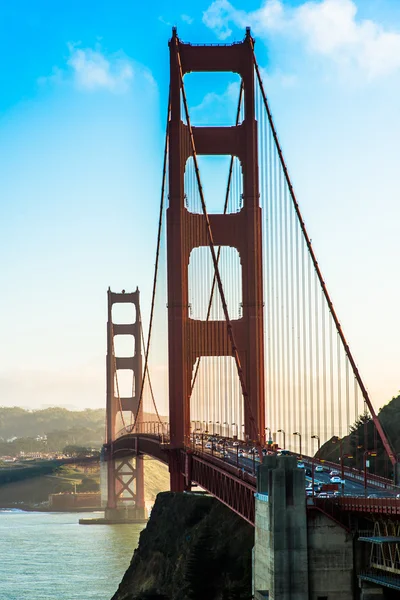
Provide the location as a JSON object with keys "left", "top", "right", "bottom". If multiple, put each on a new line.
{"left": 167, "top": 29, "right": 265, "bottom": 491}
{"left": 104, "top": 287, "right": 147, "bottom": 523}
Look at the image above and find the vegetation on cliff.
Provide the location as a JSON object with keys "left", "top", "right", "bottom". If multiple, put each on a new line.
{"left": 111, "top": 492, "right": 253, "bottom": 600}
{"left": 319, "top": 393, "right": 400, "bottom": 478}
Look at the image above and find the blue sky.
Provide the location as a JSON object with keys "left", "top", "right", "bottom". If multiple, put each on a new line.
{"left": 1, "top": 0, "right": 399, "bottom": 414}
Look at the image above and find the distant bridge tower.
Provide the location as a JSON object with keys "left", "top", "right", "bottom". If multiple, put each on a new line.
{"left": 167, "top": 30, "right": 265, "bottom": 491}
{"left": 104, "top": 287, "right": 147, "bottom": 523}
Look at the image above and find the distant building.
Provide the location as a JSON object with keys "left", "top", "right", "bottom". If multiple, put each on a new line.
{"left": 49, "top": 492, "right": 101, "bottom": 510}
{"left": 0, "top": 456, "right": 16, "bottom": 463}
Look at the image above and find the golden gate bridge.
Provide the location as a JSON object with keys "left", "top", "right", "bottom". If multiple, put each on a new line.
{"left": 103, "top": 28, "right": 400, "bottom": 539}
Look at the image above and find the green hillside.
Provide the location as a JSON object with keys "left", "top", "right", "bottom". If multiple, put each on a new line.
{"left": 0, "top": 406, "right": 167, "bottom": 456}
{"left": 319, "top": 393, "right": 400, "bottom": 479}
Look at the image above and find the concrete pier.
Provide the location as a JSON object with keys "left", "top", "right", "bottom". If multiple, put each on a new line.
{"left": 253, "top": 455, "right": 355, "bottom": 599}
{"left": 253, "top": 455, "right": 309, "bottom": 600}
{"left": 79, "top": 505, "right": 147, "bottom": 525}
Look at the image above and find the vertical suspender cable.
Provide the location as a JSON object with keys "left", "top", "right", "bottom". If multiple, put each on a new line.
{"left": 190, "top": 83, "right": 244, "bottom": 394}
{"left": 251, "top": 45, "right": 395, "bottom": 464}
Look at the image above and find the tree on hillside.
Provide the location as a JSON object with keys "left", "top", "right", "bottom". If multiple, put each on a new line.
{"left": 77, "top": 477, "right": 99, "bottom": 492}
{"left": 0, "top": 406, "right": 105, "bottom": 440}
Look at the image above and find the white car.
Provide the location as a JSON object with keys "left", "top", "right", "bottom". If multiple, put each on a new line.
{"left": 205, "top": 442, "right": 212, "bottom": 449}
{"left": 315, "top": 465, "right": 324, "bottom": 473}
{"left": 330, "top": 476, "right": 343, "bottom": 484}
{"left": 297, "top": 462, "right": 305, "bottom": 469}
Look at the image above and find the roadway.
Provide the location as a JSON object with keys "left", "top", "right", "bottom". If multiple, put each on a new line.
{"left": 192, "top": 438, "right": 398, "bottom": 498}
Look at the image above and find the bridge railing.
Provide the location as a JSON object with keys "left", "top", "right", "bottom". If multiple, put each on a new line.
{"left": 337, "top": 496, "right": 400, "bottom": 515}
{"left": 114, "top": 421, "right": 170, "bottom": 440}
{"left": 304, "top": 456, "right": 398, "bottom": 490}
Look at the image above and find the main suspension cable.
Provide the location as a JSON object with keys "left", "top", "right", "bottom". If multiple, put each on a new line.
{"left": 129, "top": 93, "right": 171, "bottom": 434}
{"left": 140, "top": 318, "right": 164, "bottom": 428}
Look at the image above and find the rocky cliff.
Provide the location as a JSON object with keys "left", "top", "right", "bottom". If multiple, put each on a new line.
{"left": 111, "top": 491, "right": 254, "bottom": 600}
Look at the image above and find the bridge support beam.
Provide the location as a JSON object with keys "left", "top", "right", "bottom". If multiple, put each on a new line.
{"left": 359, "top": 580, "right": 384, "bottom": 599}
{"left": 253, "top": 455, "right": 309, "bottom": 600}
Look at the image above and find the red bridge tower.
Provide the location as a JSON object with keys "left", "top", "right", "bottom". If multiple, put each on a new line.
{"left": 105, "top": 288, "right": 147, "bottom": 522}
{"left": 167, "top": 30, "right": 265, "bottom": 491}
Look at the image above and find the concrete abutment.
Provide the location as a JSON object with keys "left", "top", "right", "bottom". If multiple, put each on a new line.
{"left": 253, "top": 455, "right": 354, "bottom": 600}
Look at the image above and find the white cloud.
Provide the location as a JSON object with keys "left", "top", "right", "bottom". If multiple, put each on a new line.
{"left": 38, "top": 43, "right": 146, "bottom": 93}
{"left": 190, "top": 80, "right": 241, "bottom": 124}
{"left": 67, "top": 43, "right": 134, "bottom": 92}
{"left": 181, "top": 14, "right": 194, "bottom": 25}
{"left": 37, "top": 66, "right": 64, "bottom": 87}
{"left": 259, "top": 66, "right": 297, "bottom": 88}
{"left": 203, "top": 0, "right": 400, "bottom": 78}
{"left": 159, "top": 15, "right": 172, "bottom": 26}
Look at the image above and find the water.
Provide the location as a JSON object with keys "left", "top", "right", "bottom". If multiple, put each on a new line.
{"left": 0, "top": 510, "right": 143, "bottom": 600}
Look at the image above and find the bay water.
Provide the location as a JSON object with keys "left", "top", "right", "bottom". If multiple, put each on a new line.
{"left": 0, "top": 510, "right": 142, "bottom": 600}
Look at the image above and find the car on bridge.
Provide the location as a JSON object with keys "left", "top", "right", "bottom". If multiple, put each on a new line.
{"left": 297, "top": 462, "right": 305, "bottom": 469}
{"left": 330, "top": 476, "right": 344, "bottom": 484}
{"left": 315, "top": 465, "right": 324, "bottom": 473}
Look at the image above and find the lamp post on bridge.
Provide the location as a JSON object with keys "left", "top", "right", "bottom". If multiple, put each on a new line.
{"left": 293, "top": 432, "right": 302, "bottom": 456}
{"left": 364, "top": 450, "right": 377, "bottom": 497}
{"left": 311, "top": 434, "right": 320, "bottom": 458}
{"left": 223, "top": 421, "right": 228, "bottom": 438}
{"left": 277, "top": 429, "right": 286, "bottom": 450}
{"left": 242, "top": 423, "right": 247, "bottom": 443}
{"left": 232, "top": 422, "right": 238, "bottom": 440}
{"left": 310, "top": 435, "right": 319, "bottom": 496}
{"left": 215, "top": 421, "right": 221, "bottom": 436}
{"left": 341, "top": 454, "right": 353, "bottom": 496}
{"left": 265, "top": 427, "right": 272, "bottom": 446}
{"left": 332, "top": 436, "right": 343, "bottom": 464}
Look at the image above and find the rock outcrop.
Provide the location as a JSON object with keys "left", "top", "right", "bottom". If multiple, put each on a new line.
{"left": 111, "top": 491, "right": 253, "bottom": 600}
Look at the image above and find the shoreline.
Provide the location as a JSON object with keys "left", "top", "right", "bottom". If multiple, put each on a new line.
{"left": 0, "top": 504, "right": 103, "bottom": 513}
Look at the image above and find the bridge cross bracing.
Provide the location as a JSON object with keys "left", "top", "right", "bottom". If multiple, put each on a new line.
{"left": 106, "top": 28, "right": 397, "bottom": 513}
